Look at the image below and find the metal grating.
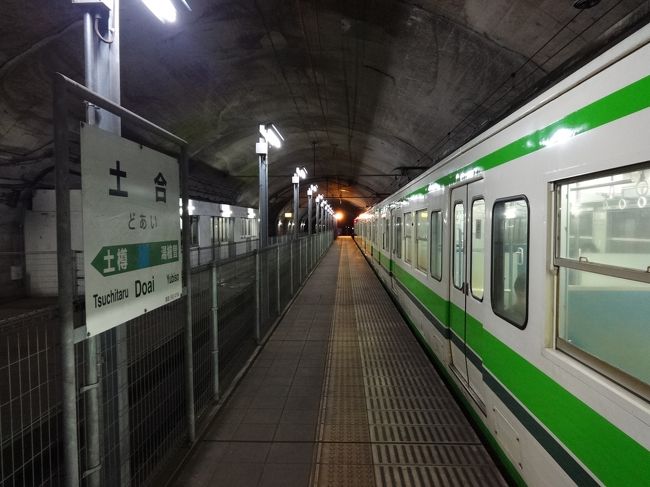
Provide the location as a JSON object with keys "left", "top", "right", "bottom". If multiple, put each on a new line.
{"left": 372, "top": 444, "right": 495, "bottom": 466}
{"left": 311, "top": 239, "right": 507, "bottom": 487}
{"left": 375, "top": 465, "right": 508, "bottom": 487}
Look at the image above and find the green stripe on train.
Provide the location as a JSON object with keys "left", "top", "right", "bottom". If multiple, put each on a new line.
{"left": 386, "top": 257, "right": 650, "bottom": 486}
{"left": 404, "top": 74, "right": 650, "bottom": 198}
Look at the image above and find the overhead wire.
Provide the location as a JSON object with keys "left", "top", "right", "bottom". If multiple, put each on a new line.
{"left": 296, "top": 0, "right": 333, "bottom": 147}
{"left": 252, "top": 0, "right": 316, "bottom": 142}
{"left": 416, "top": 0, "right": 627, "bottom": 168}
{"left": 450, "top": 0, "right": 626, "bottom": 150}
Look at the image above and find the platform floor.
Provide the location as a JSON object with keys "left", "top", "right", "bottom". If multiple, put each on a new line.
{"left": 172, "top": 237, "right": 507, "bottom": 487}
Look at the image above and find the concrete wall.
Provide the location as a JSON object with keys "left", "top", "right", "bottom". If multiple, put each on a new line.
{"left": 0, "top": 202, "right": 25, "bottom": 300}
{"left": 23, "top": 190, "right": 83, "bottom": 297}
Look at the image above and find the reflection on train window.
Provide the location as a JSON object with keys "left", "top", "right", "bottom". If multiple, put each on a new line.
{"left": 471, "top": 199, "right": 485, "bottom": 300}
{"left": 558, "top": 167, "right": 650, "bottom": 270}
{"left": 404, "top": 212, "right": 413, "bottom": 263}
{"left": 431, "top": 211, "right": 443, "bottom": 280}
{"left": 557, "top": 269, "right": 650, "bottom": 393}
{"left": 555, "top": 166, "right": 650, "bottom": 398}
{"left": 395, "top": 216, "right": 402, "bottom": 258}
{"left": 453, "top": 203, "right": 465, "bottom": 290}
{"left": 491, "top": 198, "right": 529, "bottom": 328}
{"left": 416, "top": 210, "right": 429, "bottom": 272}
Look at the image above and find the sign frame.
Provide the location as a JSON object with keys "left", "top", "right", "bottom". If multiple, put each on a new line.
{"left": 81, "top": 124, "right": 183, "bottom": 336}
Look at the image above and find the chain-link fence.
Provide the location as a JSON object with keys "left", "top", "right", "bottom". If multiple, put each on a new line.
{"left": 0, "top": 232, "right": 333, "bottom": 487}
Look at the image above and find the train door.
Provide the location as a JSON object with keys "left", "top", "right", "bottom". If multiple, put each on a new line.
{"left": 389, "top": 211, "right": 394, "bottom": 280}
{"left": 449, "top": 179, "right": 485, "bottom": 410}
{"left": 391, "top": 211, "right": 402, "bottom": 292}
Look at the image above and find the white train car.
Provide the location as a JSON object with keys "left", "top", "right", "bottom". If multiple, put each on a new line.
{"left": 23, "top": 190, "right": 258, "bottom": 295}
{"left": 186, "top": 199, "right": 259, "bottom": 266}
{"left": 355, "top": 24, "right": 650, "bottom": 487}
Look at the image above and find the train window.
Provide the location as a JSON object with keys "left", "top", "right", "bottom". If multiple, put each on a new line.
{"left": 240, "top": 218, "right": 258, "bottom": 238}
{"left": 555, "top": 165, "right": 650, "bottom": 399}
{"left": 557, "top": 167, "right": 650, "bottom": 271}
{"left": 395, "top": 216, "right": 402, "bottom": 258}
{"left": 190, "top": 216, "right": 200, "bottom": 246}
{"left": 383, "top": 218, "right": 389, "bottom": 250}
{"left": 491, "top": 197, "right": 529, "bottom": 328}
{"left": 431, "top": 211, "right": 443, "bottom": 280}
{"left": 415, "top": 210, "right": 429, "bottom": 272}
{"left": 214, "top": 216, "right": 230, "bottom": 244}
{"left": 471, "top": 199, "right": 485, "bottom": 300}
{"left": 453, "top": 202, "right": 465, "bottom": 290}
{"left": 404, "top": 212, "right": 413, "bottom": 263}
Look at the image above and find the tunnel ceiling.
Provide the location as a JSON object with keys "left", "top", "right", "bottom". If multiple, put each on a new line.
{"left": 1, "top": 0, "right": 648, "bottom": 213}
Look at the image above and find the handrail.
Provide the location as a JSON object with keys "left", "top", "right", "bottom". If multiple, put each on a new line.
{"left": 56, "top": 73, "right": 187, "bottom": 147}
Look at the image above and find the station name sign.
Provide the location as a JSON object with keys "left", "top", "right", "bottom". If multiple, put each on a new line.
{"left": 81, "top": 124, "right": 182, "bottom": 336}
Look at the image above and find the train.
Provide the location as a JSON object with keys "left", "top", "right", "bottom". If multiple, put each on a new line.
{"left": 354, "top": 23, "right": 650, "bottom": 487}
{"left": 23, "top": 191, "right": 259, "bottom": 295}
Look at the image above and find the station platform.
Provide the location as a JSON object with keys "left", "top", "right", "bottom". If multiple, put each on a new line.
{"left": 172, "top": 237, "right": 508, "bottom": 487}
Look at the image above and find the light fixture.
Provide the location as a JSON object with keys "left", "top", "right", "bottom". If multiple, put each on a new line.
{"left": 142, "top": 0, "right": 177, "bottom": 23}
{"left": 573, "top": 0, "right": 600, "bottom": 9}
{"left": 259, "top": 124, "right": 284, "bottom": 149}
{"left": 178, "top": 198, "right": 196, "bottom": 215}
{"left": 335, "top": 212, "right": 343, "bottom": 220}
{"left": 284, "top": 212, "right": 293, "bottom": 218}
{"left": 296, "top": 167, "right": 308, "bottom": 179}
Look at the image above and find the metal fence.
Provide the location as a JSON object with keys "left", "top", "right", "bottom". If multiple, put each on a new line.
{"left": 0, "top": 232, "right": 334, "bottom": 487}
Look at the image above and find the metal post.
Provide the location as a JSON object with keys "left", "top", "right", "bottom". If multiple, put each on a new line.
{"left": 54, "top": 74, "right": 81, "bottom": 487}
{"left": 255, "top": 250, "right": 261, "bottom": 342}
{"left": 181, "top": 145, "right": 196, "bottom": 443}
{"left": 258, "top": 154, "right": 268, "bottom": 249}
{"left": 210, "top": 258, "right": 219, "bottom": 400}
{"left": 318, "top": 204, "right": 323, "bottom": 255}
{"left": 83, "top": 338, "right": 101, "bottom": 486}
{"left": 307, "top": 191, "right": 313, "bottom": 271}
{"left": 83, "top": 3, "right": 129, "bottom": 483}
{"left": 292, "top": 175, "right": 299, "bottom": 239}
{"left": 290, "top": 242, "right": 294, "bottom": 295}
{"left": 299, "top": 239, "right": 302, "bottom": 282}
{"left": 307, "top": 191, "right": 313, "bottom": 235}
{"left": 276, "top": 245, "right": 281, "bottom": 314}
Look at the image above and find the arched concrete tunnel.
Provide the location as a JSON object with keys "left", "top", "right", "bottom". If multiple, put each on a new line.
{"left": 1, "top": 0, "right": 648, "bottom": 234}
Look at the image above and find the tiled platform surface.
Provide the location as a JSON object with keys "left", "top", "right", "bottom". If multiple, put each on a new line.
{"left": 172, "top": 237, "right": 507, "bottom": 487}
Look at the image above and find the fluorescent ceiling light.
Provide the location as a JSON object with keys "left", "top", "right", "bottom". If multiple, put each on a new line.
{"left": 265, "top": 129, "right": 282, "bottom": 149}
{"left": 259, "top": 124, "right": 284, "bottom": 149}
{"left": 142, "top": 0, "right": 177, "bottom": 23}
